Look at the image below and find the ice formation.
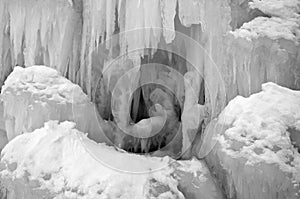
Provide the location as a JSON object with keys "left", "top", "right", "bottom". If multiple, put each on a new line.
{"left": 1, "top": 66, "right": 108, "bottom": 143}
{"left": 201, "top": 83, "right": 300, "bottom": 198}
{"left": 0, "top": 0, "right": 299, "bottom": 198}
{"left": 224, "top": 0, "right": 300, "bottom": 101}
{"left": 0, "top": 121, "right": 223, "bottom": 199}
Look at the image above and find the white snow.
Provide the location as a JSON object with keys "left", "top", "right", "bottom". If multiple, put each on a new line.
{"left": 0, "top": 121, "right": 222, "bottom": 199}
{"left": 204, "top": 82, "right": 300, "bottom": 198}
{"left": 250, "top": 0, "right": 300, "bottom": 19}
{"left": 231, "top": 0, "right": 300, "bottom": 43}
{"left": 231, "top": 16, "right": 299, "bottom": 42}
{"left": 1, "top": 66, "right": 107, "bottom": 143}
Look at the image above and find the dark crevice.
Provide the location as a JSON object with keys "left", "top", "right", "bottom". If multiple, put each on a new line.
{"left": 288, "top": 127, "right": 300, "bottom": 153}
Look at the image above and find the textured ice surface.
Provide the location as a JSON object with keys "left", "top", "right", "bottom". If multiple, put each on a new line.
{"left": 0, "top": 121, "right": 223, "bottom": 199}
{"left": 1, "top": 66, "right": 107, "bottom": 143}
{"left": 202, "top": 83, "right": 300, "bottom": 199}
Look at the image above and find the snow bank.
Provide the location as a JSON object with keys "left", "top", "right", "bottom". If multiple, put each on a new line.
{"left": 1, "top": 66, "right": 107, "bottom": 143}
{"left": 201, "top": 82, "right": 300, "bottom": 198}
{"left": 0, "top": 121, "right": 223, "bottom": 199}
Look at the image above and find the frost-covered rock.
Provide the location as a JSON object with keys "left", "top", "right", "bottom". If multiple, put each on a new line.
{"left": 0, "top": 121, "right": 223, "bottom": 199}
{"left": 200, "top": 83, "right": 300, "bottom": 199}
{"left": 1, "top": 66, "right": 108, "bottom": 143}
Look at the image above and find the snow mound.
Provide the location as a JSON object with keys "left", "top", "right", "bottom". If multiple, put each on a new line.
{"left": 250, "top": 0, "right": 300, "bottom": 19}
{"left": 1, "top": 66, "right": 107, "bottom": 143}
{"left": 231, "top": 16, "right": 299, "bottom": 42}
{"left": 204, "top": 82, "right": 300, "bottom": 198}
{"left": 0, "top": 121, "right": 222, "bottom": 199}
{"left": 231, "top": 0, "right": 300, "bottom": 43}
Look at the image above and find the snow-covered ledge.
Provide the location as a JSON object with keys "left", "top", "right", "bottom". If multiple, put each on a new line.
{"left": 0, "top": 121, "right": 223, "bottom": 199}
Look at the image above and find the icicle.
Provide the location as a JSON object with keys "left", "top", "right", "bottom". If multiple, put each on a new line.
{"left": 160, "top": 0, "right": 177, "bottom": 44}
{"left": 143, "top": 0, "right": 162, "bottom": 50}
{"left": 105, "top": 0, "right": 116, "bottom": 50}
{"left": 4, "top": 0, "right": 81, "bottom": 84}
{"left": 125, "top": 0, "right": 144, "bottom": 64}
{"left": 80, "top": 0, "right": 106, "bottom": 97}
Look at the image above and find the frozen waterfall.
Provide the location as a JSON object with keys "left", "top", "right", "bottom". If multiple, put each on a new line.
{"left": 0, "top": 0, "right": 300, "bottom": 199}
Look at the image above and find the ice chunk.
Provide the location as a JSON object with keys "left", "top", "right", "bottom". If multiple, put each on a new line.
{"left": 201, "top": 83, "right": 300, "bottom": 199}
{"left": 0, "top": 121, "right": 223, "bottom": 199}
{"left": 1, "top": 66, "right": 108, "bottom": 143}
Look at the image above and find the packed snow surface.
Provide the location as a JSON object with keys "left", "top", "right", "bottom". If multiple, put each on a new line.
{"left": 204, "top": 82, "right": 300, "bottom": 198}
{"left": 0, "top": 121, "right": 222, "bottom": 199}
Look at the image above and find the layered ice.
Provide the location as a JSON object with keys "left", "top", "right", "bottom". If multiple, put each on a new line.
{"left": 201, "top": 82, "right": 300, "bottom": 198}
{"left": 1, "top": 66, "right": 108, "bottom": 143}
{"left": 0, "top": 121, "right": 223, "bottom": 199}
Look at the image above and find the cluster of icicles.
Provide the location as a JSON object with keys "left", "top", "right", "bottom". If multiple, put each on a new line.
{"left": 0, "top": 0, "right": 205, "bottom": 96}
